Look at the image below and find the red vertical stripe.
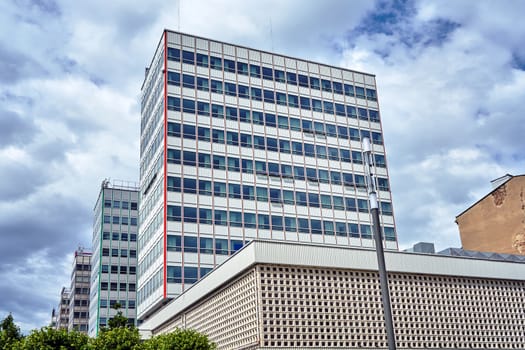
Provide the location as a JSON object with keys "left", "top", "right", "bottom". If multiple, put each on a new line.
{"left": 163, "top": 30, "right": 168, "bottom": 299}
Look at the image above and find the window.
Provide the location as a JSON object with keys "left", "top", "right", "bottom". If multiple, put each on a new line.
{"left": 199, "top": 208, "right": 212, "bottom": 224}
{"left": 381, "top": 202, "right": 393, "bottom": 216}
{"left": 242, "top": 185, "right": 254, "bottom": 200}
{"left": 343, "top": 172, "right": 355, "bottom": 186}
{"left": 167, "top": 96, "right": 180, "bottom": 111}
{"left": 184, "top": 236, "right": 198, "bottom": 253}
{"left": 212, "top": 129, "right": 224, "bottom": 143}
{"left": 265, "top": 113, "right": 276, "bottom": 127}
{"left": 241, "top": 159, "right": 253, "bottom": 173}
{"left": 198, "top": 153, "right": 211, "bottom": 168}
{"left": 279, "top": 140, "right": 290, "bottom": 154}
{"left": 333, "top": 81, "right": 343, "bottom": 94}
{"left": 335, "top": 103, "right": 346, "bottom": 116}
{"left": 308, "top": 193, "right": 319, "bottom": 207}
{"left": 269, "top": 188, "right": 281, "bottom": 203}
{"left": 210, "top": 79, "right": 223, "bottom": 94}
{"left": 298, "top": 218, "right": 309, "bottom": 233}
{"left": 101, "top": 265, "right": 108, "bottom": 273}
{"left": 262, "top": 67, "right": 273, "bottom": 80}
{"left": 360, "top": 224, "right": 372, "bottom": 238}
{"left": 244, "top": 213, "right": 256, "bottom": 228}
{"left": 182, "top": 99, "right": 195, "bottom": 113}
{"left": 323, "top": 221, "right": 335, "bottom": 235}
{"left": 199, "top": 180, "right": 212, "bottom": 196}
{"left": 224, "top": 58, "right": 236, "bottom": 73}
{"left": 228, "top": 183, "right": 241, "bottom": 199}
{"left": 250, "top": 64, "right": 261, "bottom": 78}
{"left": 333, "top": 196, "right": 345, "bottom": 210}
{"left": 321, "top": 79, "right": 332, "bottom": 92}
{"left": 239, "top": 109, "right": 250, "bottom": 122}
{"left": 288, "top": 94, "right": 299, "bottom": 108}
{"left": 197, "top": 101, "right": 209, "bottom": 116}
{"left": 263, "top": 89, "right": 274, "bottom": 103}
{"left": 216, "top": 239, "right": 229, "bottom": 255}
{"left": 294, "top": 166, "right": 305, "bottom": 181}
{"left": 292, "top": 142, "right": 303, "bottom": 155}
{"left": 289, "top": 117, "right": 301, "bottom": 130}
{"left": 284, "top": 217, "right": 297, "bottom": 232}
{"left": 210, "top": 56, "right": 222, "bottom": 70}
{"left": 184, "top": 267, "right": 198, "bottom": 284}
{"left": 197, "top": 77, "right": 209, "bottom": 91}
{"left": 250, "top": 87, "right": 262, "bottom": 101}
{"left": 378, "top": 177, "right": 390, "bottom": 191}
{"left": 200, "top": 237, "right": 213, "bottom": 254}
{"left": 237, "top": 61, "right": 248, "bottom": 75}
{"left": 352, "top": 151, "right": 363, "bottom": 164}
{"left": 331, "top": 171, "right": 342, "bottom": 185}
{"left": 167, "top": 205, "right": 181, "bottom": 221}
{"left": 252, "top": 111, "right": 264, "bottom": 125}
{"left": 280, "top": 164, "right": 293, "bottom": 178}
{"left": 311, "top": 219, "right": 322, "bottom": 234}
{"left": 101, "top": 282, "right": 108, "bottom": 291}
{"left": 312, "top": 99, "right": 322, "bottom": 112}
{"left": 214, "top": 210, "right": 228, "bottom": 226}
{"left": 238, "top": 84, "right": 249, "bottom": 98}
{"left": 227, "top": 157, "right": 240, "bottom": 172}
{"left": 183, "top": 178, "right": 197, "bottom": 194}
{"left": 240, "top": 133, "right": 252, "bottom": 147}
{"left": 384, "top": 227, "right": 396, "bottom": 241}
{"left": 282, "top": 190, "right": 295, "bottom": 205}
{"left": 276, "top": 92, "right": 287, "bottom": 105}
{"left": 256, "top": 187, "right": 268, "bottom": 201}
{"left": 196, "top": 53, "right": 208, "bottom": 67}
{"left": 266, "top": 138, "right": 278, "bottom": 152}
{"left": 358, "top": 199, "right": 369, "bottom": 213}
{"left": 274, "top": 69, "right": 285, "bottom": 83}
{"left": 226, "top": 131, "right": 239, "bottom": 146}
{"left": 229, "top": 211, "right": 243, "bottom": 227}
{"left": 102, "top": 248, "right": 109, "bottom": 256}
{"left": 345, "top": 197, "right": 356, "bottom": 211}
{"left": 296, "top": 192, "right": 307, "bottom": 206}
{"left": 258, "top": 214, "right": 270, "bottom": 230}
{"left": 168, "top": 122, "right": 181, "bottom": 137}
{"left": 183, "top": 151, "right": 196, "bottom": 166}
{"left": 112, "top": 216, "right": 119, "bottom": 225}
{"left": 286, "top": 72, "right": 297, "bottom": 85}
{"left": 375, "top": 154, "right": 386, "bottom": 167}
{"left": 167, "top": 266, "right": 181, "bottom": 283}
{"left": 183, "top": 124, "right": 195, "bottom": 139}
{"left": 309, "top": 77, "right": 320, "bottom": 90}
{"left": 355, "top": 86, "right": 366, "bottom": 99}
{"left": 349, "top": 223, "right": 359, "bottom": 237}
{"left": 224, "top": 82, "right": 236, "bottom": 96}
{"left": 167, "top": 47, "right": 180, "bottom": 61}
{"left": 213, "top": 182, "right": 227, "bottom": 197}
{"left": 321, "top": 195, "right": 332, "bottom": 209}
{"left": 344, "top": 83, "right": 354, "bottom": 97}
{"left": 271, "top": 216, "right": 283, "bottom": 231}
{"left": 211, "top": 104, "right": 224, "bottom": 118}
{"left": 167, "top": 71, "right": 180, "bottom": 86}
{"left": 182, "top": 50, "right": 194, "bottom": 65}
{"left": 182, "top": 74, "right": 194, "bottom": 89}
{"left": 198, "top": 127, "right": 210, "bottom": 142}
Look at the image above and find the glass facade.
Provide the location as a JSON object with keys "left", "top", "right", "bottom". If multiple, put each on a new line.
{"left": 138, "top": 31, "right": 396, "bottom": 319}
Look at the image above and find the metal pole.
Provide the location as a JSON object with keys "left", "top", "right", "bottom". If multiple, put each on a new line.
{"left": 362, "top": 137, "right": 396, "bottom": 350}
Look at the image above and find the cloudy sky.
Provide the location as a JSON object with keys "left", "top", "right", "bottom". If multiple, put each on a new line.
{"left": 1, "top": 0, "right": 524, "bottom": 333}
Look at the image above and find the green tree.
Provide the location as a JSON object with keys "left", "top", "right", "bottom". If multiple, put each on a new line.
{"left": 0, "top": 314, "right": 23, "bottom": 349}
{"left": 106, "top": 303, "right": 130, "bottom": 330}
{"left": 19, "top": 327, "right": 88, "bottom": 350}
{"left": 142, "top": 328, "right": 216, "bottom": 350}
{"left": 88, "top": 327, "right": 142, "bottom": 350}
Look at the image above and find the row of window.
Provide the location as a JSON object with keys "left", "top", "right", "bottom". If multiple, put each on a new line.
{"left": 166, "top": 265, "right": 213, "bottom": 284}
{"left": 166, "top": 48, "right": 377, "bottom": 101}
{"left": 166, "top": 205, "right": 396, "bottom": 240}
{"left": 167, "top": 122, "right": 384, "bottom": 165}
{"left": 101, "top": 248, "right": 137, "bottom": 258}
{"left": 167, "top": 149, "right": 390, "bottom": 189}
{"left": 99, "top": 299, "right": 136, "bottom": 309}
{"left": 170, "top": 108, "right": 382, "bottom": 142}
{"left": 103, "top": 215, "right": 138, "bottom": 226}
{"left": 98, "top": 317, "right": 134, "bottom": 327}
{"left": 167, "top": 95, "right": 380, "bottom": 123}
{"left": 102, "top": 232, "right": 137, "bottom": 242}
{"left": 167, "top": 235, "right": 244, "bottom": 255}
{"left": 101, "top": 265, "right": 137, "bottom": 275}
{"left": 167, "top": 176, "right": 392, "bottom": 214}
{"left": 103, "top": 200, "right": 138, "bottom": 210}
{"left": 100, "top": 282, "right": 136, "bottom": 292}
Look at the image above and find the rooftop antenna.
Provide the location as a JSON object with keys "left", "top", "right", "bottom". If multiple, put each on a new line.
{"left": 178, "top": 0, "right": 181, "bottom": 31}
{"left": 362, "top": 137, "right": 397, "bottom": 350}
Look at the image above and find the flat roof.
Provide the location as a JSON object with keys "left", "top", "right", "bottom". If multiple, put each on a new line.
{"left": 140, "top": 240, "right": 525, "bottom": 333}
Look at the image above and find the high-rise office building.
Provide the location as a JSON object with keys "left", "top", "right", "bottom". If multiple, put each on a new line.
{"left": 68, "top": 248, "right": 91, "bottom": 333}
{"left": 89, "top": 180, "right": 139, "bottom": 337}
{"left": 138, "top": 30, "right": 396, "bottom": 319}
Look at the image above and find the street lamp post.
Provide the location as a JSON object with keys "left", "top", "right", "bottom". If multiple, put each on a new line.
{"left": 362, "top": 137, "right": 396, "bottom": 350}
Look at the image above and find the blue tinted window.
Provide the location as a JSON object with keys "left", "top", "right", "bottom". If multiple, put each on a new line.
{"left": 242, "top": 185, "right": 255, "bottom": 200}
{"left": 333, "top": 81, "right": 343, "bottom": 94}
{"left": 182, "top": 50, "right": 194, "bottom": 65}
{"left": 355, "top": 86, "right": 366, "bottom": 98}
{"left": 183, "top": 178, "right": 197, "bottom": 194}
{"left": 294, "top": 166, "right": 305, "bottom": 181}
{"left": 366, "top": 88, "right": 377, "bottom": 100}
{"left": 238, "top": 84, "right": 249, "bottom": 98}
{"left": 229, "top": 211, "right": 242, "bottom": 227}
{"left": 344, "top": 84, "right": 354, "bottom": 97}
{"left": 210, "top": 80, "right": 222, "bottom": 93}
{"left": 323, "top": 101, "right": 334, "bottom": 114}
{"left": 244, "top": 213, "right": 256, "bottom": 228}
{"left": 226, "top": 106, "right": 238, "bottom": 120}
{"left": 288, "top": 94, "right": 298, "bottom": 108}
{"left": 211, "top": 104, "right": 223, "bottom": 118}
{"left": 312, "top": 99, "right": 322, "bottom": 112}
{"left": 352, "top": 151, "right": 363, "bottom": 164}
{"left": 358, "top": 108, "right": 368, "bottom": 120}
{"left": 199, "top": 208, "right": 212, "bottom": 224}
{"left": 274, "top": 69, "right": 285, "bottom": 83}
{"left": 212, "top": 129, "right": 224, "bottom": 143}
{"left": 226, "top": 132, "right": 238, "bottom": 146}
{"left": 298, "top": 74, "right": 309, "bottom": 87}
{"left": 298, "top": 218, "right": 309, "bottom": 233}
{"left": 300, "top": 96, "right": 310, "bottom": 110}
{"left": 263, "top": 89, "right": 274, "bottom": 103}
{"left": 289, "top": 117, "right": 301, "bottom": 131}
{"left": 198, "top": 153, "right": 211, "bottom": 168}
{"left": 183, "top": 151, "right": 196, "bottom": 166}
{"left": 349, "top": 128, "right": 360, "bottom": 141}
{"left": 184, "top": 207, "right": 197, "bottom": 223}
{"left": 214, "top": 210, "right": 228, "bottom": 226}
{"left": 345, "top": 197, "right": 356, "bottom": 211}
{"left": 265, "top": 113, "right": 276, "bottom": 127}
{"left": 347, "top": 105, "right": 357, "bottom": 118}
{"left": 199, "top": 180, "right": 212, "bottom": 195}
{"left": 239, "top": 109, "right": 250, "bottom": 122}
{"left": 271, "top": 216, "right": 283, "bottom": 230}
{"left": 167, "top": 205, "right": 181, "bottom": 221}
{"left": 296, "top": 191, "right": 307, "bottom": 206}
{"left": 335, "top": 103, "right": 346, "bottom": 116}
{"left": 182, "top": 99, "right": 195, "bottom": 113}
{"left": 167, "top": 71, "right": 180, "bottom": 86}
{"left": 258, "top": 214, "right": 270, "bottom": 229}
{"left": 279, "top": 140, "right": 290, "bottom": 154}
{"left": 275, "top": 92, "right": 287, "bottom": 105}
{"left": 286, "top": 72, "right": 297, "bottom": 85}
{"left": 311, "top": 219, "right": 322, "bottom": 234}
{"left": 167, "top": 48, "right": 180, "bottom": 61}
{"left": 167, "top": 96, "right": 180, "bottom": 111}
{"left": 266, "top": 138, "right": 278, "bottom": 152}
{"left": 360, "top": 224, "right": 372, "bottom": 238}
{"left": 369, "top": 110, "right": 380, "bottom": 122}
{"left": 250, "top": 87, "right": 262, "bottom": 101}
{"left": 215, "top": 239, "right": 228, "bottom": 255}
{"left": 167, "top": 266, "right": 181, "bottom": 283}
{"left": 197, "top": 101, "right": 209, "bottom": 116}
{"left": 237, "top": 61, "right": 248, "bottom": 75}
{"left": 349, "top": 223, "right": 359, "bottom": 237}
{"left": 196, "top": 77, "right": 209, "bottom": 91}
{"left": 309, "top": 77, "right": 320, "bottom": 90}
{"left": 228, "top": 184, "right": 241, "bottom": 199}
{"left": 323, "top": 221, "right": 335, "bottom": 235}
{"left": 340, "top": 149, "right": 351, "bottom": 163}
{"left": 262, "top": 67, "right": 273, "bottom": 80}
{"left": 292, "top": 142, "right": 303, "bottom": 155}
{"left": 184, "top": 266, "right": 198, "bottom": 283}
{"left": 224, "top": 58, "right": 236, "bottom": 73}
{"left": 196, "top": 53, "right": 208, "bottom": 67}
{"left": 212, "top": 155, "right": 225, "bottom": 170}
{"left": 224, "top": 82, "right": 236, "bottom": 96}
{"left": 210, "top": 56, "right": 222, "bottom": 70}
{"left": 308, "top": 193, "right": 319, "bottom": 207}
{"left": 168, "top": 122, "right": 181, "bottom": 137}
{"left": 167, "top": 149, "right": 181, "bottom": 164}
{"left": 250, "top": 64, "right": 261, "bottom": 78}
{"left": 375, "top": 154, "right": 386, "bottom": 167}
{"left": 183, "top": 124, "right": 195, "bottom": 139}
{"left": 321, "top": 79, "right": 332, "bottom": 92}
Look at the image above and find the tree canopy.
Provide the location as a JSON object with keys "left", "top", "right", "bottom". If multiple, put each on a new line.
{"left": 0, "top": 314, "right": 216, "bottom": 350}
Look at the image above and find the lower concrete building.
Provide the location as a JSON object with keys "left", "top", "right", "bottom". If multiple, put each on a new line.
{"left": 68, "top": 248, "right": 91, "bottom": 333}
{"left": 53, "top": 287, "right": 70, "bottom": 330}
{"left": 140, "top": 240, "right": 525, "bottom": 349}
